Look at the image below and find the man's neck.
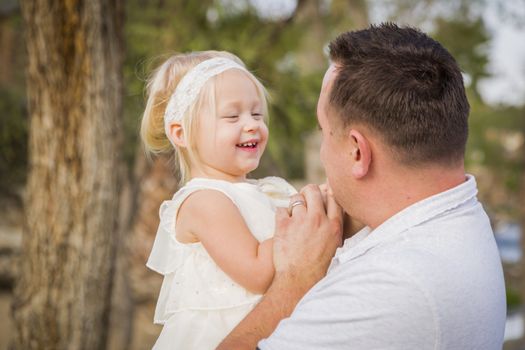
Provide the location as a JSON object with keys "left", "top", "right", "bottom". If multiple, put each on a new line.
{"left": 363, "top": 165, "right": 466, "bottom": 230}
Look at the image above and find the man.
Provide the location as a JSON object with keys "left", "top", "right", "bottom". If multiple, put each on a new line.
{"left": 218, "top": 23, "right": 506, "bottom": 350}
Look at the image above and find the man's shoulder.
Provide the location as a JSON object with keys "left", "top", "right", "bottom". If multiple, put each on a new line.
{"left": 315, "top": 253, "right": 435, "bottom": 311}
{"left": 269, "top": 257, "right": 438, "bottom": 350}
{"left": 319, "top": 213, "right": 502, "bottom": 309}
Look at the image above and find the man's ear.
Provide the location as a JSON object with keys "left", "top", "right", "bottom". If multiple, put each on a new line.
{"left": 348, "top": 129, "right": 371, "bottom": 179}
{"left": 169, "top": 123, "right": 186, "bottom": 148}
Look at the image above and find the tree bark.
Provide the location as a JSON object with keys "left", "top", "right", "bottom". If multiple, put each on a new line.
{"left": 12, "top": 0, "right": 124, "bottom": 349}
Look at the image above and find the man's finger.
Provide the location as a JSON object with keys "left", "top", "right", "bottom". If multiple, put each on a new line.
{"left": 326, "top": 192, "right": 343, "bottom": 222}
{"left": 318, "top": 183, "right": 328, "bottom": 211}
{"left": 300, "top": 184, "right": 325, "bottom": 215}
{"left": 288, "top": 194, "right": 307, "bottom": 217}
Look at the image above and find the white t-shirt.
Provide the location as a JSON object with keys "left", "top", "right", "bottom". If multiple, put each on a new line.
{"left": 259, "top": 175, "right": 506, "bottom": 350}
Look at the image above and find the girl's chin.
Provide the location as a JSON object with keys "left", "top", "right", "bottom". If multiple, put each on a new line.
{"left": 242, "top": 163, "right": 260, "bottom": 174}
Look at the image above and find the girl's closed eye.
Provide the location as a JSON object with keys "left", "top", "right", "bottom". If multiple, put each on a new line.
{"left": 251, "top": 112, "right": 263, "bottom": 120}
{"left": 222, "top": 115, "right": 239, "bottom": 121}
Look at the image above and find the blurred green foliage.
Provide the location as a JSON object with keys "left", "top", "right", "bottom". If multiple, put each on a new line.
{"left": 0, "top": 87, "right": 27, "bottom": 194}
{"left": 507, "top": 287, "right": 522, "bottom": 310}
{"left": 123, "top": 0, "right": 325, "bottom": 178}
{"left": 430, "top": 11, "right": 524, "bottom": 218}
{"left": 433, "top": 17, "right": 490, "bottom": 101}
{"left": 0, "top": 7, "right": 27, "bottom": 196}
{"left": 1, "top": 0, "right": 524, "bottom": 222}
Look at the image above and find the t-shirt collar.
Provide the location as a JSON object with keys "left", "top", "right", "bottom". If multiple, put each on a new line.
{"left": 332, "top": 174, "right": 478, "bottom": 267}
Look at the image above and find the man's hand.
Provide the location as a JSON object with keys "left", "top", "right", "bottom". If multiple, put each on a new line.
{"left": 217, "top": 184, "right": 343, "bottom": 350}
{"left": 273, "top": 184, "right": 343, "bottom": 291}
{"left": 321, "top": 182, "right": 364, "bottom": 240}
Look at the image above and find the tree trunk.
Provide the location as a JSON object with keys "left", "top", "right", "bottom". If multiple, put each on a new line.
{"left": 126, "top": 150, "right": 177, "bottom": 349}
{"left": 12, "top": 0, "right": 124, "bottom": 349}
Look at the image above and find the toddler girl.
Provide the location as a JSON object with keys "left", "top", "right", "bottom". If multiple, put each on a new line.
{"left": 141, "top": 51, "right": 296, "bottom": 349}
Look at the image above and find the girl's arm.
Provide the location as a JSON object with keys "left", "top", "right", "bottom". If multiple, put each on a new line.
{"left": 176, "top": 189, "right": 274, "bottom": 294}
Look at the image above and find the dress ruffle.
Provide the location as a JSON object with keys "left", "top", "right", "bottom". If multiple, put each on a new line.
{"left": 151, "top": 237, "right": 261, "bottom": 323}
{"left": 146, "top": 177, "right": 297, "bottom": 324}
{"left": 248, "top": 176, "right": 298, "bottom": 208}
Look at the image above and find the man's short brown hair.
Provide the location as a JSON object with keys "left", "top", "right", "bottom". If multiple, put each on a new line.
{"left": 328, "top": 23, "right": 469, "bottom": 166}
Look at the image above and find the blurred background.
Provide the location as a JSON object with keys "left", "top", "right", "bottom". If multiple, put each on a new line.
{"left": 0, "top": 0, "right": 524, "bottom": 349}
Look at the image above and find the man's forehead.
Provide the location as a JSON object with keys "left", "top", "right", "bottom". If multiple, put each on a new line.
{"left": 322, "top": 64, "right": 338, "bottom": 89}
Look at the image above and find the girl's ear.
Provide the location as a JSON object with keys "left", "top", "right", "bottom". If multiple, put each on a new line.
{"left": 169, "top": 123, "right": 187, "bottom": 148}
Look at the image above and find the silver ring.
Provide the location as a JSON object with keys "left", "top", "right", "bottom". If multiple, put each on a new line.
{"left": 288, "top": 199, "right": 306, "bottom": 216}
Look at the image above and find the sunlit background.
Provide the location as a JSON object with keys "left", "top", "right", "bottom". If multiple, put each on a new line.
{"left": 0, "top": 0, "right": 524, "bottom": 349}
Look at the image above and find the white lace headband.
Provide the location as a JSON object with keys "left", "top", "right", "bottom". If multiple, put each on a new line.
{"left": 164, "top": 57, "right": 248, "bottom": 141}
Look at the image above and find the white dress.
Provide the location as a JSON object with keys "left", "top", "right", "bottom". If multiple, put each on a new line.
{"left": 147, "top": 177, "right": 297, "bottom": 350}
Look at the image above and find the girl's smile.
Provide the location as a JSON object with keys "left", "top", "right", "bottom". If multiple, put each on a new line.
{"left": 191, "top": 69, "right": 269, "bottom": 182}
{"left": 236, "top": 139, "right": 260, "bottom": 152}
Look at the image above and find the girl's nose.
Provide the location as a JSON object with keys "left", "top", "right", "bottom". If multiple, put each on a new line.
{"left": 244, "top": 116, "right": 260, "bottom": 133}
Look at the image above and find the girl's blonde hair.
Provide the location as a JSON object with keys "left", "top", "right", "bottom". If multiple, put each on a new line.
{"left": 140, "top": 51, "right": 269, "bottom": 184}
